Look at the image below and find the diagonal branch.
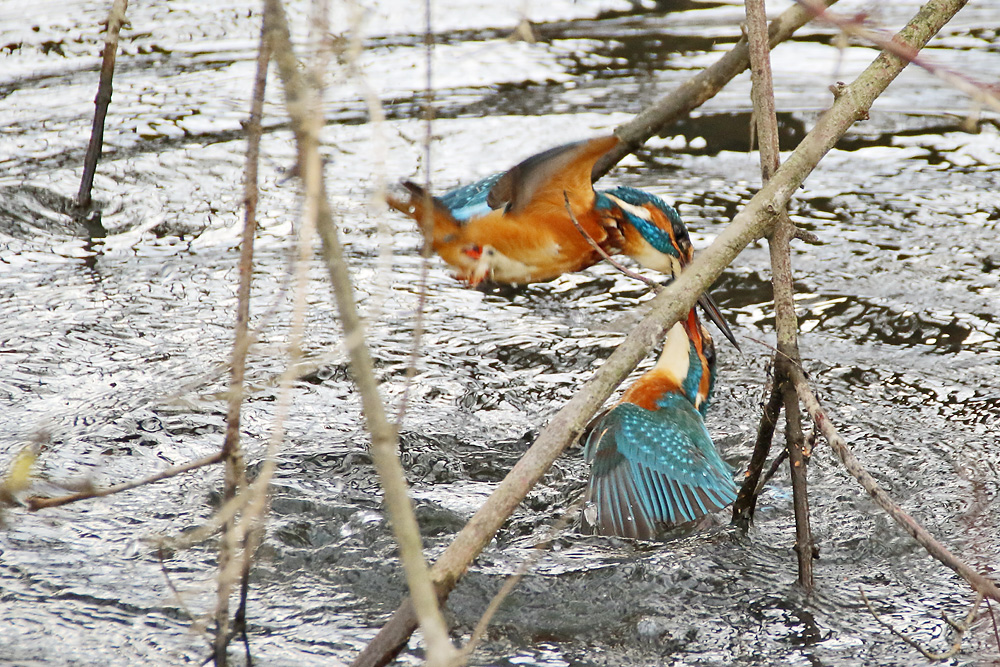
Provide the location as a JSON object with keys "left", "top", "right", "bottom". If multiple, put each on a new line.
{"left": 797, "top": 0, "right": 1000, "bottom": 115}
{"left": 593, "top": 0, "right": 839, "bottom": 180}
{"left": 789, "top": 364, "right": 1000, "bottom": 602}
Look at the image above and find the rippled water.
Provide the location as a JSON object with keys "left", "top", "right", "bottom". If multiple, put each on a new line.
{"left": 2, "top": 0, "right": 999, "bottom": 664}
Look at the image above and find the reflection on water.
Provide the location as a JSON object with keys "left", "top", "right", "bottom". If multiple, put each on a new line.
{"left": 1, "top": 0, "right": 1000, "bottom": 665}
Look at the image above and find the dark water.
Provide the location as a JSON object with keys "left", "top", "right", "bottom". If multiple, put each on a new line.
{"left": 2, "top": 0, "right": 999, "bottom": 664}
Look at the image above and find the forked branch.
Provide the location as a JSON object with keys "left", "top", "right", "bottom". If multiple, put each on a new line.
{"left": 789, "top": 364, "right": 1000, "bottom": 603}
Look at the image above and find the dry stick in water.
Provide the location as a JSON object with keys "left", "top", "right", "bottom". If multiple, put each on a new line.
{"left": 76, "top": 0, "right": 127, "bottom": 231}
{"left": 218, "top": 27, "right": 273, "bottom": 666}
{"left": 593, "top": 0, "right": 839, "bottom": 180}
{"left": 789, "top": 363, "right": 1000, "bottom": 603}
{"left": 781, "top": 372, "right": 813, "bottom": 586}
{"left": 213, "top": 19, "right": 296, "bottom": 660}
{"left": 745, "top": 0, "right": 814, "bottom": 589}
{"left": 203, "top": 4, "right": 324, "bottom": 660}
{"left": 987, "top": 598, "right": 1000, "bottom": 653}
{"left": 860, "top": 588, "right": 984, "bottom": 660}
{"left": 262, "top": 2, "right": 459, "bottom": 665}
{"left": 732, "top": 381, "right": 782, "bottom": 528}
{"left": 353, "top": 2, "right": 970, "bottom": 663}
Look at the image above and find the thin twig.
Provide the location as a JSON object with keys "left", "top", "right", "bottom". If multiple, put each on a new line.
{"left": 986, "top": 598, "right": 1000, "bottom": 652}
{"left": 462, "top": 495, "right": 586, "bottom": 660}
{"left": 264, "top": 2, "right": 458, "bottom": 664}
{"left": 394, "top": 0, "right": 437, "bottom": 429}
{"left": 789, "top": 364, "right": 1000, "bottom": 602}
{"left": 26, "top": 451, "right": 224, "bottom": 510}
{"left": 732, "top": 380, "right": 782, "bottom": 529}
{"left": 755, "top": 449, "right": 789, "bottom": 497}
{"left": 157, "top": 546, "right": 211, "bottom": 639}
{"left": 211, "top": 21, "right": 272, "bottom": 667}
{"left": 206, "top": 4, "right": 329, "bottom": 662}
{"left": 352, "top": 2, "right": 970, "bottom": 662}
{"left": 214, "top": 18, "right": 269, "bottom": 667}
{"left": 860, "top": 587, "right": 983, "bottom": 660}
{"left": 986, "top": 597, "right": 1000, "bottom": 653}
{"left": 796, "top": 0, "right": 1000, "bottom": 115}
{"left": 76, "top": 0, "right": 127, "bottom": 233}
{"left": 563, "top": 192, "right": 662, "bottom": 291}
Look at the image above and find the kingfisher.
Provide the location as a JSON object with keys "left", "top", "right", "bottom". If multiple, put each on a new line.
{"left": 386, "top": 135, "right": 738, "bottom": 348}
{"left": 581, "top": 308, "right": 737, "bottom": 540}
{"left": 387, "top": 136, "right": 620, "bottom": 286}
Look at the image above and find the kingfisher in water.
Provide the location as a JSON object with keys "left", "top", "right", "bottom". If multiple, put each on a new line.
{"left": 582, "top": 308, "right": 737, "bottom": 539}
{"left": 386, "top": 135, "right": 738, "bottom": 348}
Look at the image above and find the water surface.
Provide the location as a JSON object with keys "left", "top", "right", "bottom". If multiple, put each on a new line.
{"left": 1, "top": 0, "right": 999, "bottom": 665}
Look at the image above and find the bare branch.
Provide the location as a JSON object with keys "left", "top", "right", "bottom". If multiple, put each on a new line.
{"left": 732, "top": 381, "right": 782, "bottom": 529}
{"left": 26, "top": 452, "right": 224, "bottom": 510}
{"left": 594, "top": 0, "right": 840, "bottom": 179}
{"left": 860, "top": 587, "right": 983, "bottom": 660}
{"left": 756, "top": 448, "right": 790, "bottom": 496}
{"left": 211, "top": 18, "right": 273, "bottom": 664}
{"left": 76, "top": 0, "right": 127, "bottom": 232}
{"left": 263, "top": 1, "right": 458, "bottom": 664}
{"left": 790, "top": 364, "right": 1000, "bottom": 602}
{"left": 797, "top": 0, "right": 1000, "bottom": 115}
{"left": 394, "top": 0, "right": 437, "bottom": 429}
{"left": 746, "top": 0, "right": 814, "bottom": 589}
{"left": 987, "top": 597, "right": 1000, "bottom": 653}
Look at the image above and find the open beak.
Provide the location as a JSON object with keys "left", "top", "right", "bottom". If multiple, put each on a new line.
{"left": 698, "top": 292, "right": 739, "bottom": 350}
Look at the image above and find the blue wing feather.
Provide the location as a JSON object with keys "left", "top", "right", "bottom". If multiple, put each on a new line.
{"left": 437, "top": 172, "right": 503, "bottom": 223}
{"left": 584, "top": 395, "right": 736, "bottom": 540}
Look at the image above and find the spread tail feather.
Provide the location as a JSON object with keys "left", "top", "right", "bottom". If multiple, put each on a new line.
{"left": 582, "top": 401, "right": 737, "bottom": 540}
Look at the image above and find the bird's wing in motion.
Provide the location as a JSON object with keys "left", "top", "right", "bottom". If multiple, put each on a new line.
{"left": 584, "top": 400, "right": 736, "bottom": 540}
{"left": 487, "top": 135, "right": 619, "bottom": 218}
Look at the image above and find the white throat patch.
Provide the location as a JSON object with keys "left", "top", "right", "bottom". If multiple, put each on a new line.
{"left": 655, "top": 321, "right": 690, "bottom": 389}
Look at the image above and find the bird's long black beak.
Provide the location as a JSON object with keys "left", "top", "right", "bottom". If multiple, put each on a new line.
{"left": 698, "top": 292, "right": 739, "bottom": 350}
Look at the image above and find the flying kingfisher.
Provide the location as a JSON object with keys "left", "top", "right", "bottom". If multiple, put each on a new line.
{"left": 386, "top": 135, "right": 738, "bottom": 348}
